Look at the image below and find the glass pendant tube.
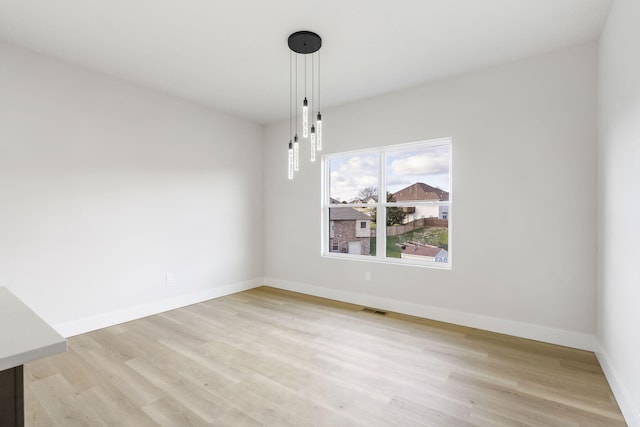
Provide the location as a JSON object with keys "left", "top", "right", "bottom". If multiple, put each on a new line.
{"left": 316, "top": 112, "right": 322, "bottom": 150}
{"left": 293, "top": 134, "right": 299, "bottom": 171}
{"left": 302, "top": 98, "right": 309, "bottom": 138}
{"left": 310, "top": 125, "right": 316, "bottom": 162}
{"left": 288, "top": 141, "right": 294, "bottom": 179}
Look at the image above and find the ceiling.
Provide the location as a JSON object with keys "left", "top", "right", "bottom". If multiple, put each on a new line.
{"left": 0, "top": 0, "right": 613, "bottom": 124}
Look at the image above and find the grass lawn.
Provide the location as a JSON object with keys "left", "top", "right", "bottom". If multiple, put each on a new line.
{"left": 371, "top": 227, "right": 448, "bottom": 258}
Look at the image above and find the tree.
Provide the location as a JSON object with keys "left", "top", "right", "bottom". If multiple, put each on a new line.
{"left": 372, "top": 192, "right": 406, "bottom": 226}
{"left": 357, "top": 186, "right": 377, "bottom": 201}
{"left": 386, "top": 192, "right": 406, "bottom": 226}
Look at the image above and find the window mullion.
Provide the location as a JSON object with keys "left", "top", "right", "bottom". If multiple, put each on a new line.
{"left": 321, "top": 155, "right": 328, "bottom": 255}
{"left": 377, "top": 150, "right": 386, "bottom": 259}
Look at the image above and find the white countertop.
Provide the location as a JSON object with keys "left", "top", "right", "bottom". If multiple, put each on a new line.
{"left": 0, "top": 287, "right": 67, "bottom": 371}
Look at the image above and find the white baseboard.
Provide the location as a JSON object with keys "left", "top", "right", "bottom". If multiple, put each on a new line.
{"left": 595, "top": 342, "right": 640, "bottom": 427}
{"left": 53, "top": 278, "right": 263, "bottom": 337}
{"left": 263, "top": 277, "right": 595, "bottom": 351}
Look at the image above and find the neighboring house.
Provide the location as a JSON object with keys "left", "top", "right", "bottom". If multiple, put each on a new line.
{"left": 439, "top": 205, "right": 449, "bottom": 220}
{"left": 400, "top": 244, "right": 449, "bottom": 263}
{"left": 329, "top": 207, "right": 371, "bottom": 255}
{"left": 352, "top": 195, "right": 377, "bottom": 216}
{"left": 392, "top": 182, "right": 449, "bottom": 224}
{"left": 361, "top": 196, "right": 378, "bottom": 204}
{"left": 349, "top": 196, "right": 377, "bottom": 205}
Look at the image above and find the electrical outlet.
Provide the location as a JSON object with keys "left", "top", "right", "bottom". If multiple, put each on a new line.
{"left": 166, "top": 273, "right": 175, "bottom": 285}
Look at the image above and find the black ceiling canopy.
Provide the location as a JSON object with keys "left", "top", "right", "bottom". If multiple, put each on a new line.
{"left": 288, "top": 31, "right": 322, "bottom": 54}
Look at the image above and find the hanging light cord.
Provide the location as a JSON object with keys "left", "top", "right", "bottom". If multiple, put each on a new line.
{"left": 318, "top": 50, "right": 321, "bottom": 112}
{"left": 295, "top": 54, "right": 298, "bottom": 133}
{"left": 289, "top": 50, "right": 292, "bottom": 140}
{"left": 312, "top": 53, "right": 315, "bottom": 119}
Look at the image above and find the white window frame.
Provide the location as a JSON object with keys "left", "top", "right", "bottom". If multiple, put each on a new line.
{"left": 321, "top": 137, "right": 452, "bottom": 269}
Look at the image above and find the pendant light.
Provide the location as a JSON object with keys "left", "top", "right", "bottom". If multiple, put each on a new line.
{"left": 293, "top": 134, "right": 299, "bottom": 171}
{"left": 310, "top": 125, "right": 316, "bottom": 162}
{"left": 316, "top": 112, "right": 322, "bottom": 151}
{"left": 310, "top": 51, "right": 316, "bottom": 162}
{"left": 302, "top": 97, "right": 309, "bottom": 138}
{"left": 288, "top": 51, "right": 294, "bottom": 179}
{"left": 287, "top": 31, "right": 323, "bottom": 178}
{"left": 288, "top": 140, "right": 294, "bottom": 180}
{"left": 316, "top": 51, "right": 322, "bottom": 151}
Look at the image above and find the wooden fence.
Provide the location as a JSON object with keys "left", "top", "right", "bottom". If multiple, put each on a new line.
{"left": 371, "top": 217, "right": 448, "bottom": 237}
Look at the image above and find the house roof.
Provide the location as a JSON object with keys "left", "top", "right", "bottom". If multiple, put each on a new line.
{"left": 393, "top": 183, "right": 449, "bottom": 202}
{"left": 349, "top": 196, "right": 378, "bottom": 204}
{"left": 401, "top": 244, "right": 445, "bottom": 257}
{"left": 330, "top": 207, "right": 371, "bottom": 221}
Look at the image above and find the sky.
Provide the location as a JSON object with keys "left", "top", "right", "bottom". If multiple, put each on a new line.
{"left": 329, "top": 143, "right": 450, "bottom": 203}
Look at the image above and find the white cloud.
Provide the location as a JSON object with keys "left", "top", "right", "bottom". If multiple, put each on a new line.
{"left": 330, "top": 155, "right": 378, "bottom": 202}
{"left": 329, "top": 146, "right": 451, "bottom": 202}
{"left": 385, "top": 146, "right": 450, "bottom": 193}
{"left": 388, "top": 148, "right": 449, "bottom": 176}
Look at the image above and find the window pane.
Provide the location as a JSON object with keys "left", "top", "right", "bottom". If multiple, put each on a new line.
{"left": 329, "top": 153, "right": 378, "bottom": 204}
{"left": 329, "top": 207, "right": 375, "bottom": 256}
{"left": 386, "top": 144, "right": 450, "bottom": 203}
{"left": 385, "top": 207, "right": 449, "bottom": 263}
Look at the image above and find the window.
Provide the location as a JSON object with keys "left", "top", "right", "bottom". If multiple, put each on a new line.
{"left": 323, "top": 138, "right": 451, "bottom": 268}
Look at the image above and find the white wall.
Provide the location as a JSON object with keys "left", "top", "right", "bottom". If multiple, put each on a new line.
{"left": 264, "top": 44, "right": 598, "bottom": 350}
{"left": 0, "top": 42, "right": 264, "bottom": 335}
{"left": 597, "top": 0, "right": 640, "bottom": 424}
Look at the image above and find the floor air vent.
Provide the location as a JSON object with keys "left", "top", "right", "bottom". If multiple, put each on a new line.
{"left": 361, "top": 307, "right": 388, "bottom": 316}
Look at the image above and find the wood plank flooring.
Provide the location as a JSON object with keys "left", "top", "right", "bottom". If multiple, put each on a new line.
{"left": 23, "top": 287, "right": 626, "bottom": 426}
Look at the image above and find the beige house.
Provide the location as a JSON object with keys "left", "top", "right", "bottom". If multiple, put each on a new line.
{"left": 392, "top": 182, "right": 449, "bottom": 223}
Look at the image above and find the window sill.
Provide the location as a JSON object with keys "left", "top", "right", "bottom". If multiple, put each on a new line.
{"left": 321, "top": 252, "right": 452, "bottom": 270}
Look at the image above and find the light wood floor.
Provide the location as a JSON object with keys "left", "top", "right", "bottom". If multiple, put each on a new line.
{"left": 24, "top": 287, "right": 625, "bottom": 426}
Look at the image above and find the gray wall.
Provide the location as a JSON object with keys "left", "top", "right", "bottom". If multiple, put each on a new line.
{"left": 598, "top": 0, "right": 640, "bottom": 424}
{"left": 264, "top": 43, "right": 598, "bottom": 349}
{"left": 0, "top": 41, "right": 264, "bottom": 331}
